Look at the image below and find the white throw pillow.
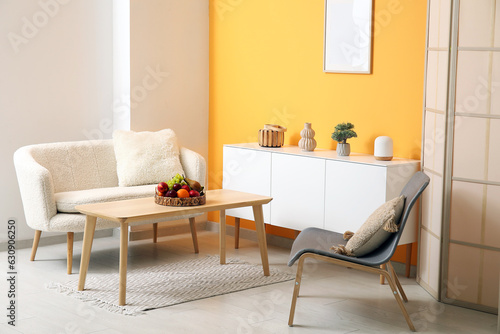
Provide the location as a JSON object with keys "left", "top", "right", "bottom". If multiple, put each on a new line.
{"left": 113, "top": 129, "right": 185, "bottom": 187}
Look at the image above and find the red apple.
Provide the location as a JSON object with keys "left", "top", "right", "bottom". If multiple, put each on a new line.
{"left": 181, "top": 185, "right": 190, "bottom": 192}
{"left": 172, "top": 183, "right": 182, "bottom": 191}
{"left": 157, "top": 182, "right": 168, "bottom": 193}
{"left": 189, "top": 190, "right": 200, "bottom": 197}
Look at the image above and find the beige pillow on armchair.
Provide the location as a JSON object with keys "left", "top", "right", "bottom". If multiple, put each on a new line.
{"left": 113, "top": 129, "right": 185, "bottom": 187}
{"left": 331, "top": 195, "right": 406, "bottom": 257}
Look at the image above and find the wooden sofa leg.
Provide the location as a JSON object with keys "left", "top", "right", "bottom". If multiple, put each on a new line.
{"left": 234, "top": 217, "right": 240, "bottom": 249}
{"left": 189, "top": 217, "right": 199, "bottom": 253}
{"left": 153, "top": 223, "right": 158, "bottom": 243}
{"left": 30, "top": 230, "right": 42, "bottom": 261}
{"left": 67, "top": 232, "right": 74, "bottom": 275}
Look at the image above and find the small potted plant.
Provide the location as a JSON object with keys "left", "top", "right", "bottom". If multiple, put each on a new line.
{"left": 331, "top": 122, "right": 357, "bottom": 156}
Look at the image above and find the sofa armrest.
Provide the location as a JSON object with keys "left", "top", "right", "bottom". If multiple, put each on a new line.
{"left": 179, "top": 147, "right": 207, "bottom": 188}
{"left": 13, "top": 146, "right": 57, "bottom": 231}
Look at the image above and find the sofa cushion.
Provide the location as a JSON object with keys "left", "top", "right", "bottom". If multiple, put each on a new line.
{"left": 55, "top": 185, "right": 156, "bottom": 213}
{"left": 113, "top": 129, "right": 185, "bottom": 187}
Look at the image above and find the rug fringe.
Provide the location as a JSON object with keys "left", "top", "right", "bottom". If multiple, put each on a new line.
{"left": 46, "top": 282, "right": 144, "bottom": 316}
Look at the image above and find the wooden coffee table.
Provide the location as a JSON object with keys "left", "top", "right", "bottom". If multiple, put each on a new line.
{"left": 75, "top": 189, "right": 272, "bottom": 306}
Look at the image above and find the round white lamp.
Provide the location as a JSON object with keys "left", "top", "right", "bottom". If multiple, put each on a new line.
{"left": 374, "top": 136, "right": 393, "bottom": 161}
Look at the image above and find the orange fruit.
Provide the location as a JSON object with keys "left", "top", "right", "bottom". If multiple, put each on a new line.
{"left": 177, "top": 189, "right": 189, "bottom": 198}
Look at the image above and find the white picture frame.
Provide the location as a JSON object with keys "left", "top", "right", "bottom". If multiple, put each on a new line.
{"left": 323, "top": 0, "right": 373, "bottom": 74}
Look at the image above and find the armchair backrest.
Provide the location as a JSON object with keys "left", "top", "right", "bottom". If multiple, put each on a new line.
{"left": 356, "top": 171, "right": 430, "bottom": 266}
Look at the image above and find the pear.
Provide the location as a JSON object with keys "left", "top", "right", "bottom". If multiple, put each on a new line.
{"left": 185, "top": 178, "right": 202, "bottom": 192}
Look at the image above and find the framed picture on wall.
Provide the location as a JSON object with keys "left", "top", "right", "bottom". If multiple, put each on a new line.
{"left": 323, "top": 0, "right": 373, "bottom": 74}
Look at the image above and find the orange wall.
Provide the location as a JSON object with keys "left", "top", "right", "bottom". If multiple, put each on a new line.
{"left": 209, "top": 0, "right": 428, "bottom": 264}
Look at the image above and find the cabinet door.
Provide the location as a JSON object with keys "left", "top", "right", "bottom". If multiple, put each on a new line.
{"left": 223, "top": 146, "right": 271, "bottom": 222}
{"left": 324, "top": 161, "right": 387, "bottom": 233}
{"left": 271, "top": 153, "right": 325, "bottom": 230}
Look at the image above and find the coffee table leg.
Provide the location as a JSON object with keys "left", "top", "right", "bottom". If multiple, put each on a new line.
{"left": 189, "top": 217, "right": 199, "bottom": 254}
{"left": 119, "top": 223, "right": 129, "bottom": 306}
{"left": 78, "top": 215, "right": 97, "bottom": 291}
{"left": 219, "top": 209, "right": 226, "bottom": 264}
{"left": 252, "top": 205, "right": 270, "bottom": 276}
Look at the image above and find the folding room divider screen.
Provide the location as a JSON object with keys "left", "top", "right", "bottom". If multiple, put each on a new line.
{"left": 419, "top": 0, "right": 500, "bottom": 313}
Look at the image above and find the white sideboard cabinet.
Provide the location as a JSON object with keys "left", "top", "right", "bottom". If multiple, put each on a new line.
{"left": 223, "top": 143, "right": 420, "bottom": 246}
{"left": 222, "top": 146, "right": 272, "bottom": 222}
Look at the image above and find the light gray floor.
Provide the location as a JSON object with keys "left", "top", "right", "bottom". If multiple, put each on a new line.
{"left": 0, "top": 231, "right": 497, "bottom": 334}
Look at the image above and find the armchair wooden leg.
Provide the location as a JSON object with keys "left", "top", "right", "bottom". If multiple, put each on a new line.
{"left": 380, "top": 264, "right": 386, "bottom": 284}
{"left": 67, "top": 232, "right": 74, "bottom": 275}
{"left": 380, "top": 268, "right": 415, "bottom": 331}
{"left": 30, "top": 230, "right": 42, "bottom": 261}
{"left": 189, "top": 217, "right": 199, "bottom": 254}
{"left": 289, "top": 254, "right": 307, "bottom": 327}
{"left": 234, "top": 217, "right": 240, "bottom": 249}
{"left": 387, "top": 261, "right": 408, "bottom": 302}
{"left": 153, "top": 223, "right": 158, "bottom": 243}
{"left": 291, "top": 253, "right": 416, "bottom": 331}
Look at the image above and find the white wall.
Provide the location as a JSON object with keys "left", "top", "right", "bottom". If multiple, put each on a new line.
{"left": 128, "top": 0, "right": 209, "bottom": 233}
{"left": 0, "top": 0, "right": 113, "bottom": 243}
{"left": 0, "top": 0, "right": 209, "bottom": 244}
{"left": 113, "top": 0, "right": 131, "bottom": 131}
{"left": 130, "top": 0, "right": 209, "bottom": 160}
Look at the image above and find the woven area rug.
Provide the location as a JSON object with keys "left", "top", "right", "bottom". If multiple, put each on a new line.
{"left": 48, "top": 256, "right": 294, "bottom": 315}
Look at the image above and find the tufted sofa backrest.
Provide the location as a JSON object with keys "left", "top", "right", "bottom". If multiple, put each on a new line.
{"left": 28, "top": 139, "right": 119, "bottom": 193}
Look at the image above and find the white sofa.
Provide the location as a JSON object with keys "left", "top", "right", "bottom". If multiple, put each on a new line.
{"left": 14, "top": 139, "right": 206, "bottom": 274}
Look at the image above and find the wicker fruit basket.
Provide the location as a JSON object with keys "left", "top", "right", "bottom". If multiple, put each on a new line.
{"left": 155, "top": 193, "right": 206, "bottom": 206}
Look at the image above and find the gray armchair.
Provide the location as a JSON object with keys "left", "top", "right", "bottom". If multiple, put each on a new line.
{"left": 287, "top": 171, "right": 430, "bottom": 332}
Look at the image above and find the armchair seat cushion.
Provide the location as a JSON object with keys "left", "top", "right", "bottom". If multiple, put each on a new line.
{"left": 55, "top": 184, "right": 156, "bottom": 213}
{"left": 288, "top": 228, "right": 347, "bottom": 266}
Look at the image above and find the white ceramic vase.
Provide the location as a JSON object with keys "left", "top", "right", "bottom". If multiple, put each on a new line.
{"left": 298, "top": 123, "right": 317, "bottom": 151}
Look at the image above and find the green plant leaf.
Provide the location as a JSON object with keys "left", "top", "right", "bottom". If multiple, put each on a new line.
{"left": 331, "top": 122, "right": 357, "bottom": 143}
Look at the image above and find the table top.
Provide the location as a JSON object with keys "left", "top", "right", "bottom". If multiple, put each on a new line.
{"left": 75, "top": 189, "right": 273, "bottom": 224}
